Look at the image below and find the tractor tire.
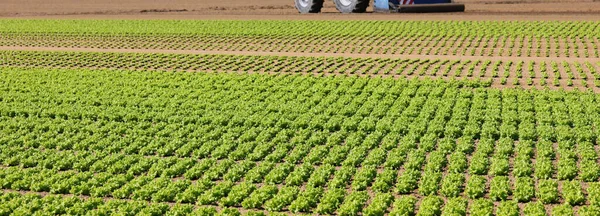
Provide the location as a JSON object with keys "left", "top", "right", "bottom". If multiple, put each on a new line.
{"left": 295, "top": 0, "right": 324, "bottom": 13}
{"left": 333, "top": 0, "right": 370, "bottom": 13}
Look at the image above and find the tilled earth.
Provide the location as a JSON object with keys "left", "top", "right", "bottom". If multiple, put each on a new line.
{"left": 2, "top": 0, "right": 600, "bottom": 21}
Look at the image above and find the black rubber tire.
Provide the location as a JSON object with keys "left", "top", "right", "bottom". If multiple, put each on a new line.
{"left": 396, "top": 4, "right": 465, "bottom": 13}
{"left": 333, "top": 0, "right": 370, "bottom": 13}
{"left": 295, "top": 0, "right": 324, "bottom": 13}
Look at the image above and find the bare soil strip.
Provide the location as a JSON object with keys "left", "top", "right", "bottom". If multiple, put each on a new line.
{"left": 1, "top": 46, "right": 598, "bottom": 64}
{"left": 3, "top": 34, "right": 597, "bottom": 59}
{"left": 2, "top": 0, "right": 600, "bottom": 21}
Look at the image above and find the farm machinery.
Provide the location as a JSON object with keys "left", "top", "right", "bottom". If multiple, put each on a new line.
{"left": 295, "top": 0, "right": 465, "bottom": 13}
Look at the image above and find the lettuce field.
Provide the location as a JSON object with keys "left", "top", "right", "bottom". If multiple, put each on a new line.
{"left": 1, "top": 20, "right": 600, "bottom": 215}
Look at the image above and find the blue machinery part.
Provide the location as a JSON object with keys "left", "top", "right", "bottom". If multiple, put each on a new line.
{"left": 374, "top": 0, "right": 465, "bottom": 13}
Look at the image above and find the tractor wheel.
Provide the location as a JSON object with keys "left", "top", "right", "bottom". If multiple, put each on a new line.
{"left": 295, "top": 0, "right": 324, "bottom": 13}
{"left": 333, "top": 0, "right": 370, "bottom": 13}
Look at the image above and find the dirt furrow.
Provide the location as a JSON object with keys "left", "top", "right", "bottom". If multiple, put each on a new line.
{"left": 1, "top": 46, "right": 599, "bottom": 64}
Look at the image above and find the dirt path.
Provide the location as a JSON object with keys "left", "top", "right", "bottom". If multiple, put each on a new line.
{"left": 2, "top": 0, "right": 600, "bottom": 21}
{"left": 1, "top": 46, "right": 597, "bottom": 64}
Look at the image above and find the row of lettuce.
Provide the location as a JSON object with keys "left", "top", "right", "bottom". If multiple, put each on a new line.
{"left": 1, "top": 31, "right": 598, "bottom": 58}
{"left": 1, "top": 50, "right": 599, "bottom": 90}
{"left": 0, "top": 20, "right": 598, "bottom": 37}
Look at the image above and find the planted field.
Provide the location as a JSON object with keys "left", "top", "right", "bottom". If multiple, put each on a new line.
{"left": 1, "top": 20, "right": 599, "bottom": 92}
{"left": 1, "top": 19, "right": 600, "bottom": 215}
{"left": 1, "top": 20, "right": 599, "bottom": 58}
{"left": 2, "top": 50, "right": 600, "bottom": 91}
{"left": 1, "top": 68, "right": 600, "bottom": 215}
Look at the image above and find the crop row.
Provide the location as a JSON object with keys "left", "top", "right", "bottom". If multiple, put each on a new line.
{"left": 1, "top": 33, "right": 599, "bottom": 58}
{"left": 0, "top": 20, "right": 598, "bottom": 38}
{"left": 1, "top": 67, "right": 600, "bottom": 214}
{"left": 4, "top": 189, "right": 600, "bottom": 216}
{"left": 2, "top": 68, "right": 600, "bottom": 147}
{"left": 1, "top": 149, "right": 598, "bottom": 207}
{"left": 1, "top": 50, "right": 600, "bottom": 91}
{"left": 1, "top": 142, "right": 597, "bottom": 200}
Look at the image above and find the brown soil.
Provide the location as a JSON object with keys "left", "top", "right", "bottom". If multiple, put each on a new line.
{"left": 2, "top": 0, "right": 600, "bottom": 21}
{"left": 1, "top": 46, "right": 595, "bottom": 63}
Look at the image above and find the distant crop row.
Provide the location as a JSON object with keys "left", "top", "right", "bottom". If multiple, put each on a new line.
{"left": 0, "top": 20, "right": 598, "bottom": 38}
{"left": 1, "top": 50, "right": 600, "bottom": 91}
{"left": 1, "top": 67, "right": 600, "bottom": 215}
{"left": 1, "top": 32, "right": 598, "bottom": 58}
